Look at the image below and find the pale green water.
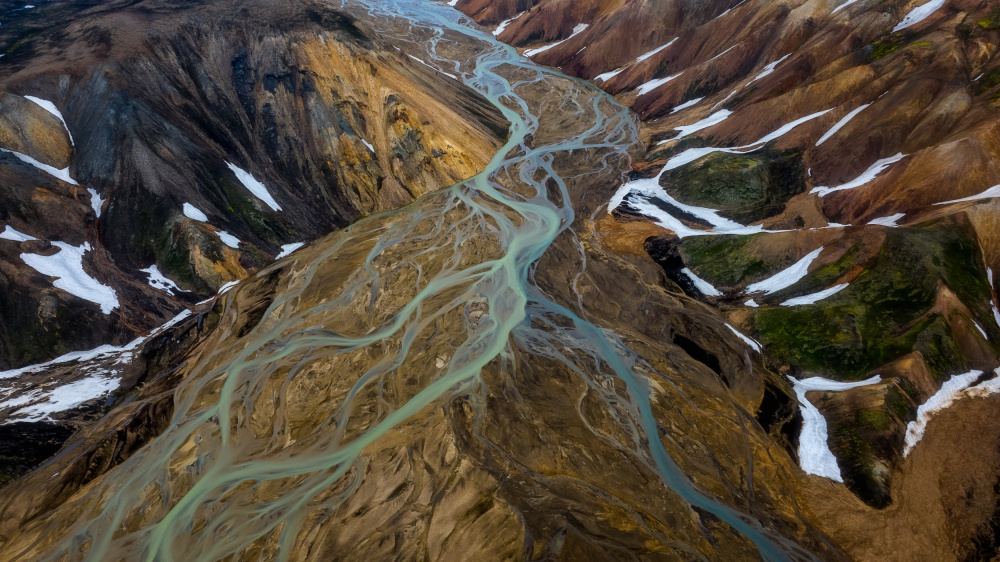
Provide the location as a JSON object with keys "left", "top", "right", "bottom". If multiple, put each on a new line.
{"left": 24, "top": 2, "right": 819, "bottom": 560}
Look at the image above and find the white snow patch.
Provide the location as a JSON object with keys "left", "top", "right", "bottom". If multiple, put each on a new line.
{"left": 20, "top": 242, "right": 119, "bottom": 314}
{"left": 276, "top": 242, "right": 305, "bottom": 259}
{"left": 140, "top": 264, "right": 184, "bottom": 295}
{"left": 708, "top": 45, "right": 737, "bottom": 62}
{"left": 682, "top": 267, "right": 722, "bottom": 296}
{"left": 87, "top": 188, "right": 104, "bottom": 218}
{"left": 974, "top": 321, "right": 988, "bottom": 340}
{"left": 636, "top": 72, "right": 684, "bottom": 96}
{"left": 446, "top": 0, "right": 458, "bottom": 6}
{"left": 0, "top": 373, "right": 120, "bottom": 422}
{"left": 524, "top": 24, "right": 588, "bottom": 57}
{"left": 1, "top": 148, "right": 76, "bottom": 185}
{"left": 218, "top": 280, "right": 240, "bottom": 294}
{"left": 672, "top": 109, "right": 732, "bottom": 139}
{"left": 790, "top": 375, "right": 882, "bottom": 481}
{"left": 216, "top": 230, "right": 240, "bottom": 249}
{"left": 671, "top": 97, "right": 704, "bottom": 114}
{"left": 1, "top": 225, "right": 35, "bottom": 241}
{"left": 625, "top": 187, "right": 767, "bottom": 238}
{"left": 903, "top": 370, "right": 983, "bottom": 456}
{"left": 934, "top": 184, "right": 1000, "bottom": 205}
{"left": 0, "top": 345, "right": 130, "bottom": 380}
{"left": 407, "top": 55, "right": 458, "bottom": 79}
{"left": 964, "top": 372, "right": 1000, "bottom": 400}
{"left": 182, "top": 202, "right": 208, "bottom": 222}
{"left": 23, "top": 95, "right": 73, "bottom": 145}
{"left": 715, "top": 0, "right": 748, "bottom": 18}
{"left": 710, "top": 88, "right": 739, "bottom": 111}
{"left": 780, "top": 283, "right": 849, "bottom": 306}
{"left": 893, "top": 0, "right": 948, "bottom": 31}
{"left": 832, "top": 0, "right": 861, "bottom": 13}
{"left": 636, "top": 38, "right": 678, "bottom": 63}
{"left": 747, "top": 54, "right": 791, "bottom": 85}
{"left": 868, "top": 213, "right": 905, "bottom": 227}
{"left": 745, "top": 299, "right": 759, "bottom": 308}
{"left": 0, "top": 310, "right": 191, "bottom": 380}
{"left": 726, "top": 323, "right": 761, "bottom": 352}
{"left": 609, "top": 109, "right": 833, "bottom": 236}
{"left": 810, "top": 153, "right": 906, "bottom": 197}
{"left": 746, "top": 247, "right": 824, "bottom": 294}
{"left": 226, "top": 162, "right": 281, "bottom": 211}
{"left": 493, "top": 12, "right": 522, "bottom": 36}
{"left": 594, "top": 68, "right": 625, "bottom": 82}
{"left": 815, "top": 104, "right": 870, "bottom": 146}
{"left": 756, "top": 109, "right": 835, "bottom": 145}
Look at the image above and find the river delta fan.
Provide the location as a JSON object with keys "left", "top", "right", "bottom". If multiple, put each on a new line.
{"left": 0, "top": 0, "right": 999, "bottom": 561}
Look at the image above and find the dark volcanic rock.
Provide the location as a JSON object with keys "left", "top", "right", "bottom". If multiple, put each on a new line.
{"left": 0, "top": 0, "right": 507, "bottom": 369}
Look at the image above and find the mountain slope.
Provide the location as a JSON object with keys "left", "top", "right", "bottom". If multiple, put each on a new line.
{"left": 0, "top": 0, "right": 507, "bottom": 370}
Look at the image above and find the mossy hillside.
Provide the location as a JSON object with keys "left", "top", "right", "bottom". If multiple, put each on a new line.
{"left": 684, "top": 75, "right": 719, "bottom": 101}
{"left": 678, "top": 234, "right": 795, "bottom": 290}
{"left": 745, "top": 241, "right": 863, "bottom": 302}
{"left": 913, "top": 316, "right": 968, "bottom": 380}
{"left": 212, "top": 172, "right": 288, "bottom": 247}
{"left": 831, "top": 422, "right": 892, "bottom": 508}
{"left": 153, "top": 223, "right": 216, "bottom": 295}
{"left": 0, "top": 280, "right": 115, "bottom": 370}
{"left": 884, "top": 378, "right": 918, "bottom": 420}
{"left": 826, "top": 379, "right": 918, "bottom": 508}
{"left": 794, "top": 243, "right": 861, "bottom": 292}
{"left": 755, "top": 221, "right": 996, "bottom": 379}
{"left": 661, "top": 147, "right": 806, "bottom": 224}
{"left": 677, "top": 234, "right": 856, "bottom": 293}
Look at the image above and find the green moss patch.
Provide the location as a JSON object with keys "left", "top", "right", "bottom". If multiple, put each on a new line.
{"left": 754, "top": 218, "right": 995, "bottom": 379}
{"left": 661, "top": 147, "right": 806, "bottom": 224}
{"left": 977, "top": 7, "right": 1000, "bottom": 29}
{"left": 976, "top": 67, "right": 1000, "bottom": 95}
{"left": 868, "top": 41, "right": 900, "bottom": 61}
{"left": 914, "top": 316, "right": 967, "bottom": 380}
{"left": 678, "top": 234, "right": 794, "bottom": 290}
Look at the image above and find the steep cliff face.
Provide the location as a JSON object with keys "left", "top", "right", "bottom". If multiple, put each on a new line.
{"left": 0, "top": 0, "right": 507, "bottom": 370}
